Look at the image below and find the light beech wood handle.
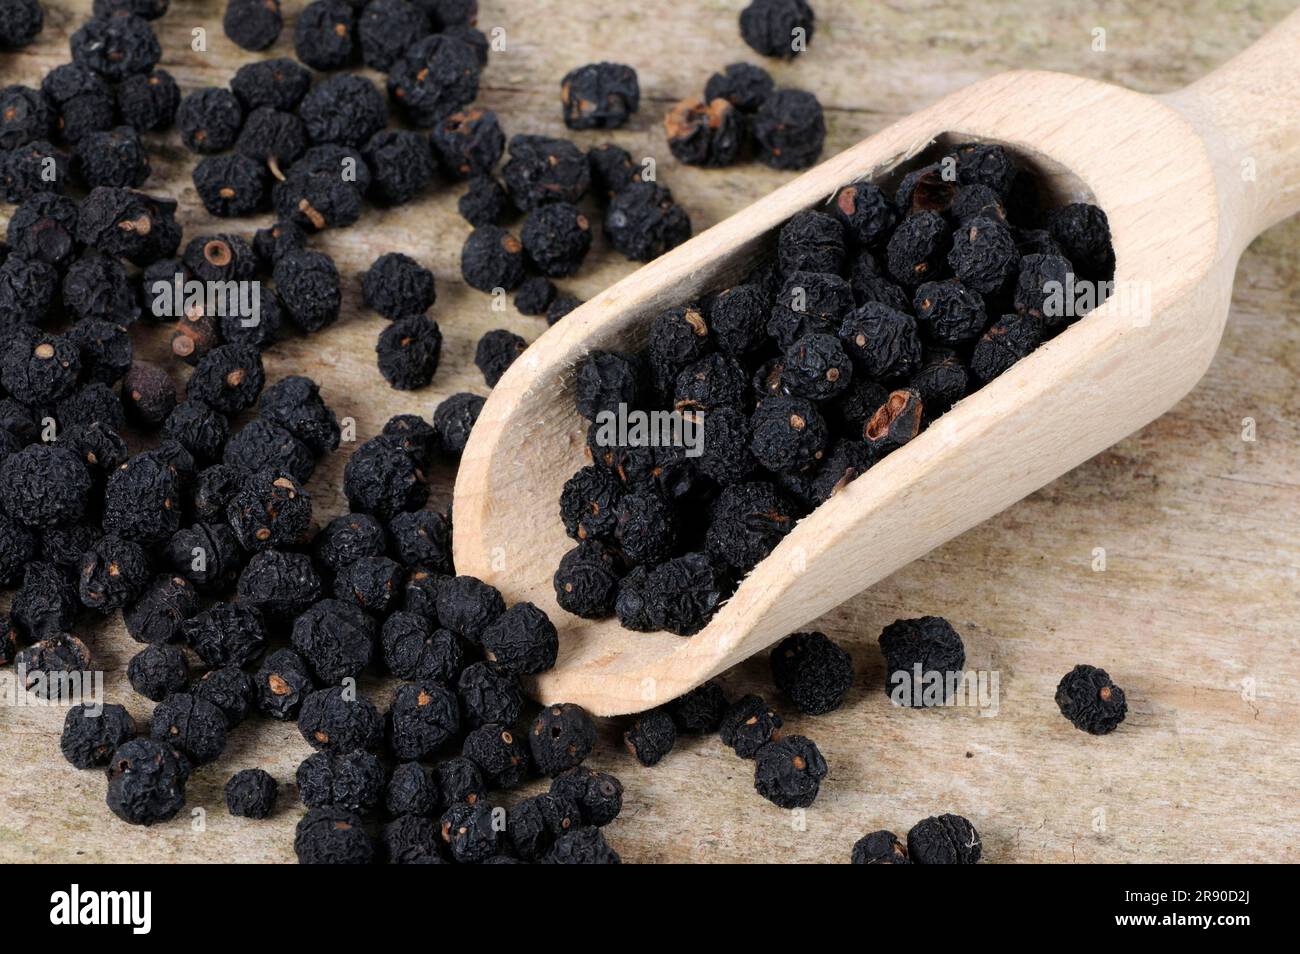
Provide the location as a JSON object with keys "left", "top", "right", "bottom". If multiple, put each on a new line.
{"left": 1167, "top": 7, "right": 1300, "bottom": 243}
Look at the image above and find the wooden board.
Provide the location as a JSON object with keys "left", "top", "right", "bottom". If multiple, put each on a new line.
{"left": 1, "top": 0, "right": 1298, "bottom": 864}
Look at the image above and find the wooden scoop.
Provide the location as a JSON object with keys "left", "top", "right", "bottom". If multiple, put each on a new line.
{"left": 454, "top": 10, "right": 1300, "bottom": 716}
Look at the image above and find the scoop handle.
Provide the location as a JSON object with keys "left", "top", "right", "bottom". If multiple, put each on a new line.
{"left": 1166, "top": 8, "right": 1300, "bottom": 243}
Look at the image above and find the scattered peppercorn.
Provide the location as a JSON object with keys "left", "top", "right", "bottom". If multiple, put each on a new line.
{"left": 457, "top": 174, "right": 508, "bottom": 226}
{"left": 0, "top": 0, "right": 42, "bottom": 50}
{"left": 907, "top": 813, "right": 981, "bottom": 864}
{"left": 128, "top": 644, "right": 189, "bottom": 701}
{"left": 878, "top": 616, "right": 966, "bottom": 707}
{"left": 191, "top": 666, "right": 256, "bottom": 727}
{"left": 298, "top": 686, "right": 383, "bottom": 753}
{"left": 752, "top": 88, "right": 824, "bottom": 170}
{"left": 462, "top": 722, "right": 528, "bottom": 787}
{"left": 385, "top": 761, "right": 437, "bottom": 817}
{"left": 105, "top": 737, "right": 189, "bottom": 826}
{"left": 550, "top": 766, "right": 623, "bottom": 826}
{"left": 255, "top": 648, "right": 314, "bottom": 721}
{"left": 294, "top": 806, "right": 374, "bottom": 864}
{"left": 754, "top": 734, "right": 826, "bottom": 808}
{"left": 291, "top": 598, "right": 376, "bottom": 685}
{"left": 604, "top": 181, "right": 692, "bottom": 261}
{"left": 561, "top": 62, "right": 639, "bottom": 130}
{"left": 623, "top": 709, "right": 676, "bottom": 766}
{"left": 1055, "top": 664, "right": 1127, "bottom": 734}
{"left": 740, "top": 0, "right": 814, "bottom": 58}
{"left": 71, "top": 15, "right": 161, "bottom": 82}
{"left": 719, "top": 693, "right": 783, "bottom": 758}
{"left": 150, "top": 692, "right": 228, "bottom": 765}
{"left": 705, "top": 62, "right": 775, "bottom": 112}
{"left": 664, "top": 96, "right": 744, "bottom": 167}
{"left": 387, "top": 33, "right": 480, "bottom": 127}
{"left": 461, "top": 226, "right": 526, "bottom": 293}
{"left": 293, "top": 0, "right": 357, "bottom": 71}
{"left": 457, "top": 661, "right": 523, "bottom": 727}
{"left": 851, "top": 830, "right": 910, "bottom": 864}
{"left": 225, "top": 767, "right": 278, "bottom": 819}
{"left": 61, "top": 703, "right": 135, "bottom": 770}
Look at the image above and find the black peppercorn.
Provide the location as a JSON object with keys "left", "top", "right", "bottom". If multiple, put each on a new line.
{"left": 457, "top": 174, "right": 508, "bottom": 227}
{"left": 150, "top": 692, "right": 228, "bottom": 765}
{"left": 293, "top": 0, "right": 356, "bottom": 71}
{"left": 383, "top": 613, "right": 463, "bottom": 684}
{"left": 851, "top": 830, "right": 910, "bottom": 864}
{"left": 664, "top": 97, "right": 744, "bottom": 167}
{"left": 706, "top": 481, "right": 797, "bottom": 573}
{"left": 297, "top": 749, "right": 384, "bottom": 812}
{"left": 878, "top": 616, "right": 966, "bottom": 707}
{"left": 740, "top": 0, "right": 814, "bottom": 58}
{"left": 604, "top": 181, "right": 692, "bottom": 261}
{"left": 543, "top": 826, "right": 621, "bottom": 864}
{"left": 291, "top": 598, "right": 377, "bottom": 685}
{"left": 521, "top": 202, "right": 593, "bottom": 278}
{"left": 386, "top": 33, "right": 480, "bottom": 127}
{"left": 355, "top": 0, "right": 426, "bottom": 69}
{"left": 71, "top": 15, "right": 161, "bottom": 82}
{"left": 550, "top": 766, "right": 624, "bottom": 826}
{"left": 295, "top": 806, "right": 374, "bottom": 864}
{"left": 719, "top": 694, "right": 784, "bottom": 758}
{"left": 770, "top": 630, "right": 853, "bottom": 715}
{"left": 456, "top": 661, "right": 523, "bottom": 727}
{"left": 225, "top": 767, "right": 278, "bottom": 819}
{"left": 1047, "top": 203, "right": 1114, "bottom": 282}
{"left": 128, "top": 644, "right": 189, "bottom": 702}
{"left": 116, "top": 69, "right": 181, "bottom": 132}
{"left": 561, "top": 62, "right": 639, "bottom": 130}
{"left": 969, "top": 312, "right": 1041, "bottom": 385}
{"left": 553, "top": 540, "right": 621, "bottom": 619}
{"left": 105, "top": 737, "right": 190, "bottom": 826}
{"left": 429, "top": 107, "right": 503, "bottom": 179}
{"left": 754, "top": 734, "right": 827, "bottom": 808}
{"left": 623, "top": 709, "right": 676, "bottom": 766}
{"left": 705, "top": 62, "right": 775, "bottom": 112}
{"left": 439, "top": 801, "right": 498, "bottom": 862}
{"left": 907, "top": 813, "right": 981, "bottom": 864}
{"left": 299, "top": 686, "right": 384, "bottom": 752}
{"left": 255, "top": 648, "right": 314, "bottom": 721}
{"left": 61, "top": 703, "right": 135, "bottom": 770}
{"left": 363, "top": 252, "right": 436, "bottom": 320}
{"left": 752, "top": 88, "right": 824, "bottom": 169}
{"left": 385, "top": 761, "right": 437, "bottom": 817}
{"left": 376, "top": 315, "right": 443, "bottom": 391}
{"left": 502, "top": 134, "right": 589, "bottom": 212}
{"left": 529, "top": 703, "right": 596, "bottom": 777}
{"left": 749, "top": 395, "right": 828, "bottom": 472}
{"left": 1055, "top": 664, "right": 1127, "bottom": 734}
{"left": 191, "top": 666, "right": 256, "bottom": 727}
{"left": 274, "top": 250, "right": 341, "bottom": 333}
{"left": 259, "top": 374, "right": 340, "bottom": 455}
{"left": 462, "top": 722, "right": 528, "bottom": 788}
{"left": 382, "top": 813, "right": 440, "bottom": 863}
{"left": 434, "top": 755, "right": 487, "bottom": 808}
{"left": 461, "top": 227, "right": 526, "bottom": 293}
{"left": 507, "top": 792, "right": 580, "bottom": 861}
{"left": 193, "top": 153, "right": 269, "bottom": 218}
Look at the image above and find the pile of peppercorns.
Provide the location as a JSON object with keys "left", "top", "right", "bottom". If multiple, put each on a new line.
{"left": 0, "top": 0, "right": 1135, "bottom": 864}
{"left": 553, "top": 141, "right": 1116, "bottom": 639}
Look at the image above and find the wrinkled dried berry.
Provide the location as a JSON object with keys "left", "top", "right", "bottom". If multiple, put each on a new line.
{"left": 1055, "top": 663, "right": 1127, "bottom": 734}
{"left": 907, "top": 813, "right": 981, "bottom": 864}
{"left": 61, "top": 703, "right": 135, "bottom": 770}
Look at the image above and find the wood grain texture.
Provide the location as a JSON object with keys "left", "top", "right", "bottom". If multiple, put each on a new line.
{"left": 2, "top": 0, "right": 1298, "bottom": 864}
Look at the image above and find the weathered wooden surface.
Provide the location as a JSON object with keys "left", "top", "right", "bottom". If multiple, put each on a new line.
{"left": 1, "top": 0, "right": 1298, "bottom": 864}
